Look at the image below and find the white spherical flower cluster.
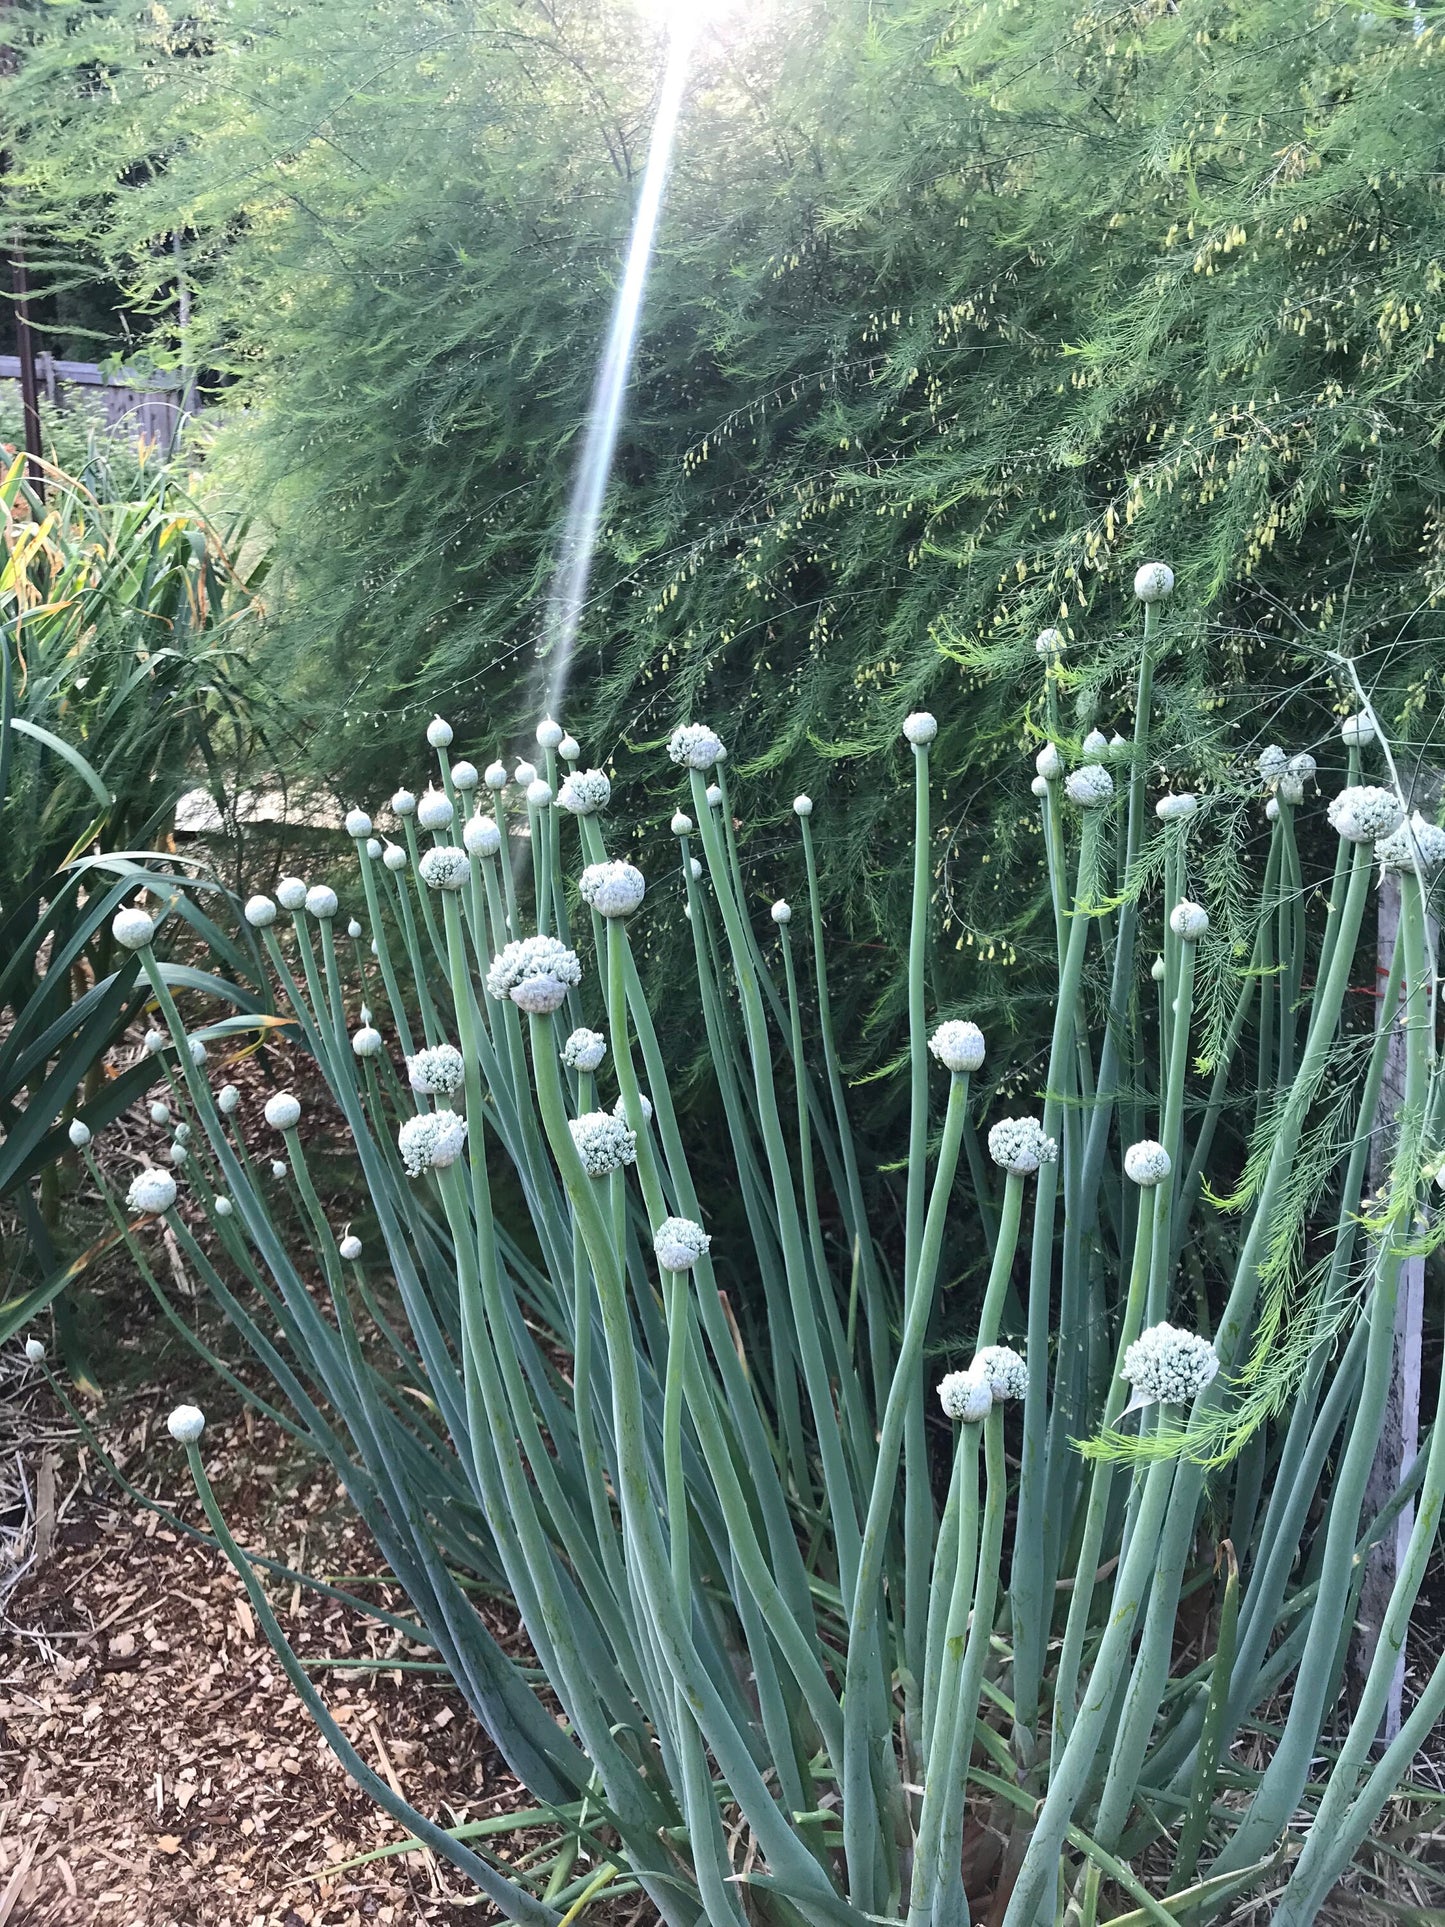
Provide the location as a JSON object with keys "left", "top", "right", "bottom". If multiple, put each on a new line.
{"left": 1289, "top": 752, "right": 1317, "bottom": 784}
{"left": 1329, "top": 785, "right": 1405, "bottom": 845}
{"left": 653, "top": 1216, "right": 711, "bottom": 1272}
{"left": 345, "top": 806, "right": 372, "bottom": 838}
{"left": 1257, "top": 745, "right": 1288, "bottom": 785}
{"left": 903, "top": 711, "right": 939, "bottom": 746}
{"left": 69, "top": 1117, "right": 92, "bottom": 1148}
{"left": 771, "top": 900, "right": 791, "bottom": 925}
{"left": 417, "top": 788, "right": 454, "bottom": 832}
{"left": 668, "top": 723, "right": 726, "bottom": 771}
{"left": 536, "top": 716, "right": 565, "bottom": 750}
{"left": 1277, "top": 775, "right": 1304, "bottom": 807}
{"left": 1122, "top": 1322, "right": 1219, "bottom": 1406}
{"left": 245, "top": 894, "right": 277, "bottom": 928}
{"left": 127, "top": 1167, "right": 178, "bottom": 1215}
{"left": 277, "top": 877, "right": 307, "bottom": 910}
{"left": 1341, "top": 712, "right": 1376, "bottom": 749}
{"left": 112, "top": 906, "right": 155, "bottom": 950}
{"left": 382, "top": 842, "right": 408, "bottom": 872}
{"left": 557, "top": 769, "right": 611, "bottom": 815}
{"left": 339, "top": 1234, "right": 363, "bottom": 1261}
{"left": 1065, "top": 764, "right": 1114, "bottom": 809}
{"left": 1036, "top": 743, "right": 1063, "bottom": 781}
{"left": 569, "top": 1110, "right": 638, "bottom": 1178}
{"left": 526, "top": 779, "right": 553, "bottom": 809}
{"left": 973, "top": 1345, "right": 1028, "bottom": 1402}
{"left": 1170, "top": 900, "right": 1210, "bottom": 942}
{"left": 305, "top": 884, "right": 338, "bottom": 920}
{"left": 1081, "top": 728, "right": 1109, "bottom": 764}
{"left": 167, "top": 1404, "right": 205, "bottom": 1444}
{"left": 264, "top": 1092, "right": 302, "bottom": 1132}
{"left": 1034, "top": 627, "right": 1064, "bottom": 659}
{"left": 929, "top": 1019, "right": 986, "bottom": 1074}
{"left": 218, "top": 1084, "right": 240, "bottom": 1115}
{"left": 938, "top": 1368, "right": 992, "bottom": 1424}
{"left": 392, "top": 788, "right": 416, "bottom": 818}
{"left": 1376, "top": 812, "right": 1445, "bottom": 875}
{"left": 1133, "top": 562, "right": 1175, "bottom": 603}
{"left": 352, "top": 1024, "right": 383, "bottom": 1058}
{"left": 408, "top": 1044, "right": 465, "bottom": 1096}
{"left": 579, "top": 861, "right": 646, "bottom": 919}
{"left": 1155, "top": 793, "right": 1198, "bottom": 823}
{"left": 452, "top": 760, "right": 479, "bottom": 792}
{"left": 398, "top": 1109, "right": 468, "bottom": 1177}
{"left": 484, "top": 761, "right": 508, "bottom": 791}
{"left": 561, "top": 1027, "right": 607, "bottom": 1073}
{"left": 485, "top": 935, "right": 582, "bottom": 1012}
{"left": 987, "top": 1117, "right": 1058, "bottom": 1176}
{"left": 1123, "top": 1139, "right": 1172, "bottom": 1187}
{"left": 615, "top": 1092, "right": 652, "bottom": 1124}
{"left": 463, "top": 815, "right": 502, "bottom": 858}
{"left": 427, "top": 715, "right": 454, "bottom": 748}
{"left": 419, "top": 845, "right": 470, "bottom": 892}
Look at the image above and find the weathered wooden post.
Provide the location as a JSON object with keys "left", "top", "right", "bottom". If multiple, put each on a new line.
{"left": 1351, "top": 861, "right": 1430, "bottom": 1739}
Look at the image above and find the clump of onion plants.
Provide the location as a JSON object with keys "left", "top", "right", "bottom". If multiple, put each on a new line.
{"left": 43, "top": 600, "right": 1445, "bottom": 1926}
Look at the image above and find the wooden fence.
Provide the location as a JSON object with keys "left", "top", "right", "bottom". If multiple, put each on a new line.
{"left": 0, "top": 353, "right": 189, "bottom": 449}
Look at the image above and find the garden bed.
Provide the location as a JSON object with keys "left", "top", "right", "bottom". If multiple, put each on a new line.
{"left": 1, "top": 1372, "right": 650, "bottom": 1927}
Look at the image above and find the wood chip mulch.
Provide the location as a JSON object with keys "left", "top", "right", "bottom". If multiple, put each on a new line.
{"left": 1, "top": 1380, "right": 584, "bottom": 1927}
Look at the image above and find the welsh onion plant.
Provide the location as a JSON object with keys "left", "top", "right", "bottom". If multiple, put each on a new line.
{"left": 42, "top": 564, "right": 1445, "bottom": 1924}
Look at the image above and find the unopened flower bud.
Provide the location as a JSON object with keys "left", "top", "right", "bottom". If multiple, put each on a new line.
{"left": 1133, "top": 562, "right": 1175, "bottom": 603}
{"left": 167, "top": 1404, "right": 205, "bottom": 1444}
{"left": 264, "top": 1092, "right": 302, "bottom": 1131}
{"left": 112, "top": 907, "right": 155, "bottom": 950}
{"left": 417, "top": 788, "right": 454, "bottom": 832}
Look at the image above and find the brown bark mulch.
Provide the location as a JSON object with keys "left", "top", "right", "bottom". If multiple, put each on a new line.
{"left": 1, "top": 1378, "right": 589, "bottom": 1927}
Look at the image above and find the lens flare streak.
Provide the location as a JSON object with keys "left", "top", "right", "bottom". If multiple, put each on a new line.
{"left": 542, "top": 20, "right": 697, "bottom": 719}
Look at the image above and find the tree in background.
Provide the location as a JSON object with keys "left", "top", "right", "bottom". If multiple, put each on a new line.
{"left": 6, "top": 0, "right": 1444, "bottom": 1057}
